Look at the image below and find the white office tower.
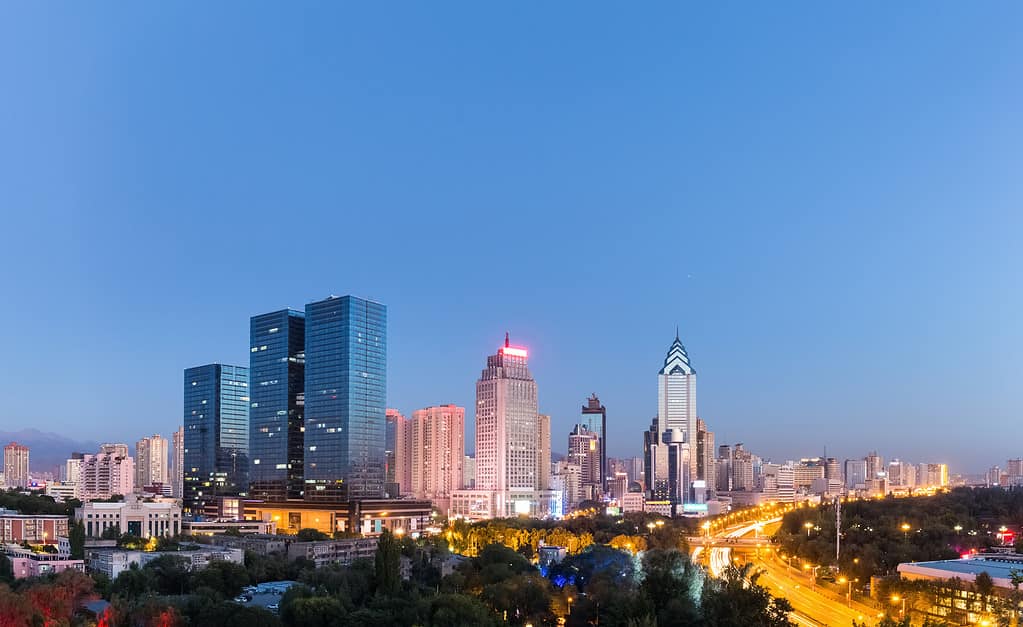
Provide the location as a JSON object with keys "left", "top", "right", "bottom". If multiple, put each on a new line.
{"left": 451, "top": 334, "right": 558, "bottom": 519}
{"left": 172, "top": 427, "right": 184, "bottom": 498}
{"left": 135, "top": 435, "right": 169, "bottom": 490}
{"left": 645, "top": 332, "right": 698, "bottom": 512}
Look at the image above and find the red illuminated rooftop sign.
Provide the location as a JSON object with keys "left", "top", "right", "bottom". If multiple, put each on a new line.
{"left": 500, "top": 346, "right": 528, "bottom": 358}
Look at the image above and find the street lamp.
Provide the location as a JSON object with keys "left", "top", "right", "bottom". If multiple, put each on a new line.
{"left": 702, "top": 521, "right": 711, "bottom": 542}
{"left": 837, "top": 577, "right": 854, "bottom": 607}
{"left": 901, "top": 523, "right": 911, "bottom": 540}
{"left": 891, "top": 595, "right": 906, "bottom": 619}
{"left": 804, "top": 521, "right": 814, "bottom": 537}
{"left": 954, "top": 524, "right": 963, "bottom": 535}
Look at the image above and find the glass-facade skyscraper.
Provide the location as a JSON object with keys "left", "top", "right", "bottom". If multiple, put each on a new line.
{"left": 303, "top": 295, "right": 387, "bottom": 501}
{"left": 249, "top": 309, "right": 306, "bottom": 501}
{"left": 183, "top": 363, "right": 249, "bottom": 514}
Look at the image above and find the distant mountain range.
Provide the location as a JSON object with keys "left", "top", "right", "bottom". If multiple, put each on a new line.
{"left": 0, "top": 429, "right": 100, "bottom": 474}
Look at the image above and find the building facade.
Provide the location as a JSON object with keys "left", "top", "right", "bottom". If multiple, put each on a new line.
{"left": 135, "top": 435, "right": 168, "bottom": 490}
{"left": 76, "top": 496, "right": 182, "bottom": 538}
{"left": 537, "top": 413, "right": 551, "bottom": 492}
{"left": 303, "top": 295, "right": 387, "bottom": 501}
{"left": 249, "top": 308, "right": 306, "bottom": 501}
{"left": 0, "top": 511, "right": 68, "bottom": 544}
{"left": 452, "top": 334, "right": 556, "bottom": 519}
{"left": 3, "top": 443, "right": 29, "bottom": 489}
{"left": 172, "top": 427, "right": 184, "bottom": 498}
{"left": 183, "top": 363, "right": 250, "bottom": 514}
{"left": 79, "top": 448, "right": 134, "bottom": 501}
{"left": 644, "top": 333, "right": 699, "bottom": 513}
{"left": 386, "top": 409, "right": 411, "bottom": 497}
{"left": 581, "top": 394, "right": 607, "bottom": 492}
{"left": 408, "top": 405, "right": 465, "bottom": 512}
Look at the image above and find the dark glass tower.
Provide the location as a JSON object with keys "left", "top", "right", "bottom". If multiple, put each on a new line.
{"left": 249, "top": 309, "right": 306, "bottom": 501}
{"left": 183, "top": 363, "right": 249, "bottom": 515}
{"left": 581, "top": 394, "right": 607, "bottom": 493}
{"left": 303, "top": 295, "right": 387, "bottom": 501}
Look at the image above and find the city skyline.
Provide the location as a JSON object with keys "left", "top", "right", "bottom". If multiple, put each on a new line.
{"left": 2, "top": 4, "right": 1021, "bottom": 473}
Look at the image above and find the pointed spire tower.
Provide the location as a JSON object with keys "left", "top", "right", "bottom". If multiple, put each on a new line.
{"left": 646, "top": 329, "right": 699, "bottom": 512}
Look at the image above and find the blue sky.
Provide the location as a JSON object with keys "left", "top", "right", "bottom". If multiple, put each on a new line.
{"left": 1, "top": 3, "right": 1020, "bottom": 472}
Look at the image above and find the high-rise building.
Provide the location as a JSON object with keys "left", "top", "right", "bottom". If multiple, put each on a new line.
{"left": 249, "top": 309, "right": 306, "bottom": 501}
{"left": 568, "top": 424, "right": 600, "bottom": 487}
{"left": 716, "top": 445, "right": 733, "bottom": 493}
{"left": 474, "top": 334, "right": 539, "bottom": 497}
{"left": 386, "top": 409, "right": 411, "bottom": 497}
{"left": 65, "top": 454, "right": 84, "bottom": 485}
{"left": 451, "top": 334, "right": 557, "bottom": 519}
{"left": 1006, "top": 459, "right": 1023, "bottom": 486}
{"left": 865, "top": 451, "right": 884, "bottom": 480}
{"left": 645, "top": 332, "right": 698, "bottom": 512}
{"left": 462, "top": 455, "right": 476, "bottom": 490}
{"left": 135, "top": 435, "right": 169, "bottom": 490}
{"left": 696, "top": 418, "right": 716, "bottom": 500}
{"left": 183, "top": 363, "right": 250, "bottom": 514}
{"left": 551, "top": 461, "right": 584, "bottom": 512}
{"left": 843, "top": 459, "right": 866, "bottom": 489}
{"left": 172, "top": 427, "right": 184, "bottom": 498}
{"left": 537, "top": 414, "right": 551, "bottom": 492}
{"left": 581, "top": 395, "right": 607, "bottom": 492}
{"left": 4, "top": 443, "right": 30, "bottom": 488}
{"left": 408, "top": 405, "right": 465, "bottom": 512}
{"left": 79, "top": 447, "right": 134, "bottom": 500}
{"left": 303, "top": 295, "right": 387, "bottom": 501}
{"left": 730, "top": 444, "right": 756, "bottom": 491}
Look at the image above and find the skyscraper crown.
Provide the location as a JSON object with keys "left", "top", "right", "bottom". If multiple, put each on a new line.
{"left": 659, "top": 330, "right": 695, "bottom": 376}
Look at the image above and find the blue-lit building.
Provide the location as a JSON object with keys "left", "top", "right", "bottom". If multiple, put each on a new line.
{"left": 249, "top": 309, "right": 306, "bottom": 501}
{"left": 183, "top": 363, "right": 250, "bottom": 515}
{"left": 303, "top": 295, "right": 387, "bottom": 501}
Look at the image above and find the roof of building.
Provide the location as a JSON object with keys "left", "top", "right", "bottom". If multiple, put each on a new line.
{"left": 898, "top": 554, "right": 1023, "bottom": 589}
{"left": 660, "top": 331, "right": 696, "bottom": 376}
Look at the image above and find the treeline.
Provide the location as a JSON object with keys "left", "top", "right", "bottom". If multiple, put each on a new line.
{"left": 0, "top": 488, "right": 78, "bottom": 516}
{"left": 6, "top": 526, "right": 800, "bottom": 626}
{"left": 445, "top": 513, "right": 692, "bottom": 557}
{"left": 776, "top": 487, "right": 1023, "bottom": 582}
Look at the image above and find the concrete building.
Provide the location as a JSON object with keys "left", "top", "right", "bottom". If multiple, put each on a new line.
{"left": 135, "top": 435, "right": 169, "bottom": 491}
{"left": 79, "top": 447, "right": 134, "bottom": 501}
{"left": 537, "top": 413, "right": 551, "bottom": 492}
{"left": 0, "top": 510, "right": 69, "bottom": 544}
{"left": 86, "top": 545, "right": 243, "bottom": 579}
{"left": 451, "top": 334, "right": 557, "bottom": 519}
{"left": 568, "top": 424, "right": 600, "bottom": 489}
{"left": 3, "top": 442, "right": 29, "bottom": 489}
{"left": 387, "top": 409, "right": 412, "bottom": 496}
{"left": 172, "top": 427, "right": 184, "bottom": 498}
{"left": 918, "top": 463, "right": 949, "bottom": 487}
{"left": 550, "top": 460, "right": 583, "bottom": 512}
{"left": 644, "top": 332, "right": 699, "bottom": 512}
{"left": 286, "top": 537, "right": 378, "bottom": 568}
{"left": 241, "top": 498, "right": 431, "bottom": 536}
{"left": 462, "top": 455, "right": 475, "bottom": 490}
{"left": 408, "top": 405, "right": 465, "bottom": 513}
{"left": 898, "top": 554, "right": 1023, "bottom": 624}
{"left": 844, "top": 459, "right": 867, "bottom": 489}
{"left": 45, "top": 481, "right": 79, "bottom": 502}
{"left": 580, "top": 394, "right": 607, "bottom": 492}
{"left": 3, "top": 544, "right": 84, "bottom": 578}
{"left": 696, "top": 418, "right": 716, "bottom": 501}
{"left": 76, "top": 496, "right": 182, "bottom": 538}
{"left": 65, "top": 454, "right": 84, "bottom": 485}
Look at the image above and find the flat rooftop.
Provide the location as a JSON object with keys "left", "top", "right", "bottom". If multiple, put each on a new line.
{"left": 898, "top": 554, "right": 1023, "bottom": 589}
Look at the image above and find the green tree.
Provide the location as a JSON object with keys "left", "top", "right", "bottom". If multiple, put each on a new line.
{"left": 295, "top": 528, "right": 330, "bottom": 542}
{"left": 68, "top": 519, "right": 86, "bottom": 559}
{"left": 110, "top": 562, "right": 157, "bottom": 599}
{"left": 284, "top": 596, "right": 347, "bottom": 627}
{"left": 701, "top": 563, "right": 794, "bottom": 627}
{"left": 374, "top": 530, "right": 402, "bottom": 596}
{"left": 189, "top": 560, "right": 250, "bottom": 599}
{"left": 426, "top": 594, "right": 498, "bottom": 626}
{"left": 0, "top": 553, "right": 13, "bottom": 585}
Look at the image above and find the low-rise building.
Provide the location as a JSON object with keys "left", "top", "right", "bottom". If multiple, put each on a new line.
{"left": 45, "top": 481, "right": 79, "bottom": 502}
{"left": 0, "top": 510, "right": 69, "bottom": 544}
{"left": 85, "top": 545, "right": 244, "bottom": 579}
{"left": 241, "top": 498, "right": 432, "bottom": 536}
{"left": 2, "top": 544, "right": 85, "bottom": 578}
{"left": 286, "top": 537, "right": 379, "bottom": 568}
{"left": 182, "top": 520, "right": 277, "bottom": 537}
{"left": 77, "top": 495, "right": 181, "bottom": 538}
{"left": 897, "top": 553, "right": 1023, "bottom": 624}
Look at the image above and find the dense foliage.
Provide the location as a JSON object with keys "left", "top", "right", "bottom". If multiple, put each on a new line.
{"left": 776, "top": 488, "right": 1023, "bottom": 582}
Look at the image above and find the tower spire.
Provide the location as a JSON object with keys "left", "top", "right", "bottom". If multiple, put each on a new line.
{"left": 675, "top": 325, "right": 679, "bottom": 341}
{"left": 505, "top": 331, "right": 510, "bottom": 348}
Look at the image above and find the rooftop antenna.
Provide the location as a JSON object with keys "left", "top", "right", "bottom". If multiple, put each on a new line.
{"left": 505, "top": 332, "right": 510, "bottom": 348}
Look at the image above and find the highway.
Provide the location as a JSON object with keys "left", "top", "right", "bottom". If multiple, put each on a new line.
{"left": 701, "top": 519, "right": 882, "bottom": 626}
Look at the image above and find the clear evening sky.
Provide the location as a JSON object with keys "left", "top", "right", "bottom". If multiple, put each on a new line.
{"left": 1, "top": 4, "right": 1019, "bottom": 472}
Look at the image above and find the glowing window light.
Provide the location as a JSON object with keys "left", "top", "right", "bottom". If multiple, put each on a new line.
{"left": 500, "top": 346, "right": 528, "bottom": 358}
